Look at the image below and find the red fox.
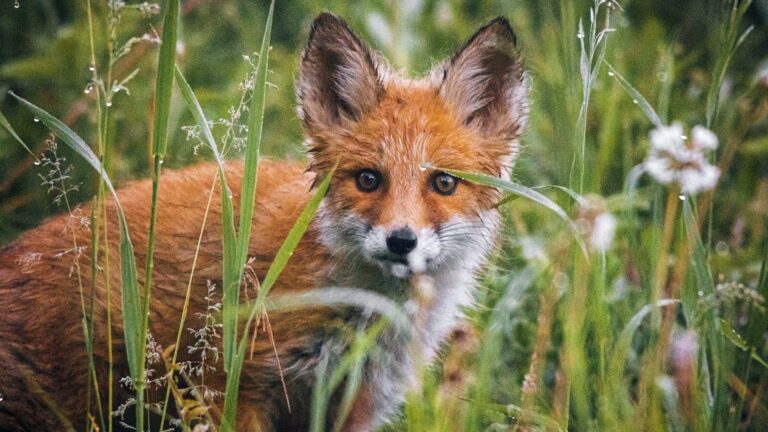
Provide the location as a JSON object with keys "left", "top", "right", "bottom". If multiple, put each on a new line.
{"left": 0, "top": 13, "right": 527, "bottom": 431}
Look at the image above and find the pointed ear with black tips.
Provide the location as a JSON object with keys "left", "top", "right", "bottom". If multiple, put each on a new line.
{"left": 437, "top": 17, "right": 528, "bottom": 142}
{"left": 296, "top": 13, "right": 384, "bottom": 133}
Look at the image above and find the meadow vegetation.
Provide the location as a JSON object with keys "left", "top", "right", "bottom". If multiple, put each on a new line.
{"left": 1, "top": 0, "right": 767, "bottom": 430}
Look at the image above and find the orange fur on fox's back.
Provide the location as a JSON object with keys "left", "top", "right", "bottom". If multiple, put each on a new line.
{"left": 0, "top": 161, "right": 336, "bottom": 430}
{"left": 0, "top": 12, "right": 528, "bottom": 432}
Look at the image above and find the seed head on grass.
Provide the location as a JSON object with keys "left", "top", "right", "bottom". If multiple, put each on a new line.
{"left": 644, "top": 123, "right": 720, "bottom": 195}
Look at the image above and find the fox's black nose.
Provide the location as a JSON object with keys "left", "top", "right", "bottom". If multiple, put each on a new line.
{"left": 386, "top": 227, "right": 417, "bottom": 256}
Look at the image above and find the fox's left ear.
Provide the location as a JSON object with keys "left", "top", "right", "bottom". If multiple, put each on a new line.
{"left": 436, "top": 17, "right": 528, "bottom": 142}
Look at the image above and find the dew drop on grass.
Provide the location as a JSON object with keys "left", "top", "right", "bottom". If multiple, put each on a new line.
{"left": 33, "top": 159, "right": 41, "bottom": 166}
{"left": 106, "top": 100, "right": 113, "bottom": 107}
{"left": 33, "top": 116, "right": 39, "bottom": 122}
{"left": 697, "top": 290, "right": 704, "bottom": 297}
{"left": 84, "top": 84, "right": 93, "bottom": 94}
{"left": 657, "top": 71, "right": 668, "bottom": 82}
{"left": 607, "top": 71, "right": 615, "bottom": 77}
{"left": 632, "top": 99, "right": 638, "bottom": 104}
{"left": 14, "top": 0, "right": 20, "bottom": 8}
{"left": 678, "top": 194, "right": 686, "bottom": 201}
{"left": 89, "top": 64, "right": 95, "bottom": 72}
{"left": 715, "top": 241, "right": 729, "bottom": 256}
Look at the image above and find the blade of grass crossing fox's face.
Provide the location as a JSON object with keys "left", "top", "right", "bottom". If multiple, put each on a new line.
{"left": 434, "top": 167, "right": 589, "bottom": 257}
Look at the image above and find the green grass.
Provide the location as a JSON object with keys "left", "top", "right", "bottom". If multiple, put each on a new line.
{"left": 2, "top": 0, "right": 768, "bottom": 431}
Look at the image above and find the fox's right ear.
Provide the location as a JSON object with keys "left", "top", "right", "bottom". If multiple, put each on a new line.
{"left": 296, "top": 13, "right": 384, "bottom": 133}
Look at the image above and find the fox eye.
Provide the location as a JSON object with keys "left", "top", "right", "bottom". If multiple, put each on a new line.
{"left": 431, "top": 172, "right": 458, "bottom": 195}
{"left": 355, "top": 169, "right": 382, "bottom": 192}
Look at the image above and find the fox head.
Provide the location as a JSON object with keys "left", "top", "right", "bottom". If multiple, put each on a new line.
{"left": 297, "top": 13, "right": 528, "bottom": 280}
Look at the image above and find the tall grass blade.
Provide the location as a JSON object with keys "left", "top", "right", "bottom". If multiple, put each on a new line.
{"left": 310, "top": 319, "right": 389, "bottom": 432}
{"left": 118, "top": 217, "right": 142, "bottom": 379}
{"left": 603, "top": 62, "right": 663, "bottom": 128}
{"left": 174, "top": 64, "right": 239, "bottom": 372}
{"left": 243, "top": 166, "right": 334, "bottom": 334}
{"left": 0, "top": 109, "right": 35, "bottom": 155}
{"left": 478, "top": 402, "right": 565, "bottom": 432}
{"left": 8, "top": 92, "right": 118, "bottom": 198}
{"left": 720, "top": 319, "right": 768, "bottom": 369}
{"left": 434, "top": 166, "right": 588, "bottom": 257}
{"left": 467, "top": 265, "right": 539, "bottom": 430}
{"left": 681, "top": 200, "right": 714, "bottom": 320}
{"left": 7, "top": 92, "right": 143, "bottom": 380}
{"left": 748, "top": 231, "right": 768, "bottom": 349}
{"left": 151, "top": 0, "right": 179, "bottom": 160}
{"left": 133, "top": 1, "right": 180, "bottom": 428}
{"left": 535, "top": 184, "right": 588, "bottom": 206}
{"left": 705, "top": 0, "right": 753, "bottom": 127}
{"left": 236, "top": 0, "right": 274, "bottom": 277}
{"left": 174, "top": 67, "right": 227, "bottom": 173}
{"left": 681, "top": 199, "right": 726, "bottom": 406}
{"left": 221, "top": 168, "right": 334, "bottom": 431}
{"left": 610, "top": 299, "right": 678, "bottom": 383}
{"left": 264, "top": 288, "right": 409, "bottom": 328}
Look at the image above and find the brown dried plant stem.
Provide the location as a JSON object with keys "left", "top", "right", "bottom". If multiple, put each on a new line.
{"left": 521, "top": 270, "right": 559, "bottom": 416}
{"left": 637, "top": 187, "right": 681, "bottom": 428}
{"left": 652, "top": 188, "right": 681, "bottom": 310}
{"left": 560, "top": 252, "right": 590, "bottom": 429}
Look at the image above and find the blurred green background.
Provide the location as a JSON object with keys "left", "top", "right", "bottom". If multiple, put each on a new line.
{"left": 0, "top": 0, "right": 766, "bottom": 245}
{"left": 2, "top": 1, "right": 768, "bottom": 430}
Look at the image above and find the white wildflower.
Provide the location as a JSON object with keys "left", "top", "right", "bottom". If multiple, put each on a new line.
{"left": 691, "top": 125, "right": 718, "bottom": 151}
{"left": 519, "top": 236, "right": 547, "bottom": 262}
{"left": 644, "top": 122, "right": 720, "bottom": 195}
{"left": 577, "top": 195, "right": 617, "bottom": 252}
{"left": 138, "top": 2, "right": 160, "bottom": 17}
{"left": 591, "top": 212, "right": 618, "bottom": 251}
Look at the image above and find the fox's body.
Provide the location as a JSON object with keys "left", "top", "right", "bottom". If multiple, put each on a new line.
{"left": 0, "top": 13, "right": 527, "bottom": 431}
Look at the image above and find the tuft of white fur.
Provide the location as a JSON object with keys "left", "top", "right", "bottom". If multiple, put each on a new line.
{"left": 315, "top": 204, "right": 500, "bottom": 428}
